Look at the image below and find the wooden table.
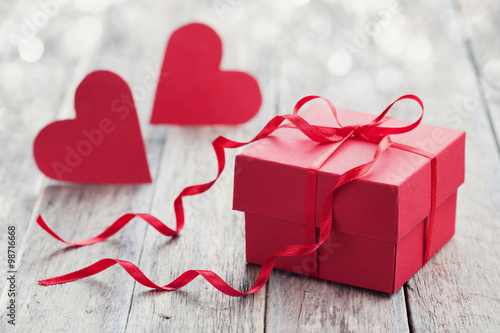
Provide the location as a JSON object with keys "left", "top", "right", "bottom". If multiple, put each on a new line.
{"left": 1, "top": 0, "right": 499, "bottom": 331}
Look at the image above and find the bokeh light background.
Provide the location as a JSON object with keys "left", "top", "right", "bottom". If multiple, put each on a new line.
{"left": 1, "top": 0, "right": 499, "bottom": 129}
{"left": 1, "top": 1, "right": 499, "bottom": 110}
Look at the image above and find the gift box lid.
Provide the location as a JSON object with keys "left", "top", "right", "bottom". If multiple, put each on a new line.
{"left": 233, "top": 104, "right": 465, "bottom": 243}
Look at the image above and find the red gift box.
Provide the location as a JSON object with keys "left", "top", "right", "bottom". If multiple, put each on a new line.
{"left": 233, "top": 103, "right": 465, "bottom": 294}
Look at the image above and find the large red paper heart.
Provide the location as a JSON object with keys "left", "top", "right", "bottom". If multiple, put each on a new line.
{"left": 33, "top": 70, "right": 152, "bottom": 184}
{"left": 150, "top": 23, "right": 262, "bottom": 125}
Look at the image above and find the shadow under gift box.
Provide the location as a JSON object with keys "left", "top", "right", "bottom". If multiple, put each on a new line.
{"left": 232, "top": 104, "right": 465, "bottom": 294}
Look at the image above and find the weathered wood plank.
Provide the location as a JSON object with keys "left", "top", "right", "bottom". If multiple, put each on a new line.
{"left": 455, "top": 0, "right": 500, "bottom": 148}
{"left": 0, "top": 1, "right": 185, "bottom": 331}
{"left": 124, "top": 1, "right": 276, "bottom": 331}
{"left": 0, "top": 0, "right": 106, "bottom": 299}
{"left": 0, "top": 0, "right": 98, "bottom": 268}
{"left": 404, "top": 0, "right": 500, "bottom": 331}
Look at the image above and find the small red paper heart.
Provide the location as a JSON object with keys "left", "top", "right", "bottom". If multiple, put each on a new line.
{"left": 33, "top": 70, "right": 152, "bottom": 184}
{"left": 150, "top": 23, "right": 262, "bottom": 125}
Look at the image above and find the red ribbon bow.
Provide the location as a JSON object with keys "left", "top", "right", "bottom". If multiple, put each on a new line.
{"left": 36, "top": 95, "right": 436, "bottom": 296}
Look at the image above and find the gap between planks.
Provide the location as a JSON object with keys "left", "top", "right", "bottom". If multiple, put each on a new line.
{"left": 123, "top": 128, "right": 167, "bottom": 332}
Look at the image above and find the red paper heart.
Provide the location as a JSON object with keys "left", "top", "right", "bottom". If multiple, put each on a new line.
{"left": 150, "top": 23, "right": 262, "bottom": 125}
{"left": 33, "top": 70, "right": 152, "bottom": 184}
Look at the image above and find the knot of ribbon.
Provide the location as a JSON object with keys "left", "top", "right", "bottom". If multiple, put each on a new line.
{"left": 35, "top": 94, "right": 436, "bottom": 297}
{"left": 348, "top": 124, "right": 364, "bottom": 137}
{"left": 284, "top": 94, "right": 424, "bottom": 144}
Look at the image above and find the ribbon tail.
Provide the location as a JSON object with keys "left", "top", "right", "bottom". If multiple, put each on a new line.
{"left": 38, "top": 248, "right": 306, "bottom": 297}
{"left": 36, "top": 213, "right": 180, "bottom": 246}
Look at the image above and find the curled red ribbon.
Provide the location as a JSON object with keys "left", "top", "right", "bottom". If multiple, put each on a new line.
{"left": 37, "top": 95, "right": 437, "bottom": 296}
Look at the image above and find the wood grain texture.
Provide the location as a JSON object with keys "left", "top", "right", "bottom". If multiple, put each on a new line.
{"left": 0, "top": 0, "right": 499, "bottom": 332}
{"left": 399, "top": 0, "right": 500, "bottom": 332}
{"left": 0, "top": 0, "right": 173, "bottom": 331}
{"left": 456, "top": 0, "right": 500, "bottom": 148}
{"left": 0, "top": 0, "right": 104, "bottom": 276}
{"left": 0, "top": 1, "right": 110, "bottom": 325}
